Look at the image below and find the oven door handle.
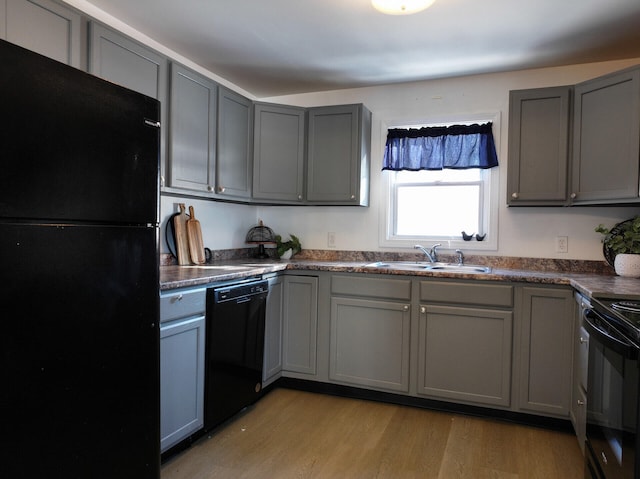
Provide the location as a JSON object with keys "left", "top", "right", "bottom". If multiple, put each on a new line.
{"left": 583, "top": 309, "right": 639, "bottom": 359}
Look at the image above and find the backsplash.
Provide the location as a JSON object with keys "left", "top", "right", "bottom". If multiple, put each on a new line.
{"left": 161, "top": 248, "right": 614, "bottom": 275}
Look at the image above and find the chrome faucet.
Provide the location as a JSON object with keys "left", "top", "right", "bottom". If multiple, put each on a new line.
{"left": 455, "top": 249, "right": 464, "bottom": 265}
{"left": 414, "top": 244, "right": 441, "bottom": 263}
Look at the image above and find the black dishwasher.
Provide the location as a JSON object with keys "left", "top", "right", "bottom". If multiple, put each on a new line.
{"left": 204, "top": 278, "right": 269, "bottom": 430}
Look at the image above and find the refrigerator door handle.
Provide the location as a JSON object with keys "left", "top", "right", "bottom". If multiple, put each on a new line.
{"left": 144, "top": 119, "right": 161, "bottom": 128}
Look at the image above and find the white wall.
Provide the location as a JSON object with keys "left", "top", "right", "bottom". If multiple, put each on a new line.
{"left": 258, "top": 60, "right": 640, "bottom": 260}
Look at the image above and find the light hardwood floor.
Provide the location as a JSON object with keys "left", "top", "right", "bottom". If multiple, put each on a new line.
{"left": 161, "top": 388, "right": 584, "bottom": 479}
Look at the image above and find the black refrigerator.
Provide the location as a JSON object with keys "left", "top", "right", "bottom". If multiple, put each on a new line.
{"left": 0, "top": 40, "right": 161, "bottom": 478}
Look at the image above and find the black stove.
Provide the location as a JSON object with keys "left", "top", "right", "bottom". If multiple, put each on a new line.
{"left": 591, "top": 298, "right": 640, "bottom": 345}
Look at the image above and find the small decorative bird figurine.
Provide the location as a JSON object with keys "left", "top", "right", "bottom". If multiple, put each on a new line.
{"left": 462, "top": 231, "right": 474, "bottom": 241}
{"left": 475, "top": 233, "right": 486, "bottom": 241}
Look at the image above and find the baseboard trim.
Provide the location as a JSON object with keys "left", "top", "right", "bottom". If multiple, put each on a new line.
{"left": 276, "top": 377, "right": 574, "bottom": 432}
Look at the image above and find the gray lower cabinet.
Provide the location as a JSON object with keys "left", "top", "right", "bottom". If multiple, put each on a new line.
{"left": 570, "top": 292, "right": 590, "bottom": 454}
{"left": 571, "top": 66, "right": 640, "bottom": 204}
{"left": 88, "top": 22, "right": 168, "bottom": 183}
{"left": 167, "top": 63, "right": 217, "bottom": 194}
{"left": 263, "top": 275, "right": 283, "bottom": 387}
{"left": 1, "top": 0, "right": 82, "bottom": 67}
{"left": 507, "top": 86, "right": 572, "bottom": 206}
{"left": 417, "top": 280, "right": 514, "bottom": 407}
{"left": 329, "top": 275, "right": 412, "bottom": 392}
{"left": 159, "top": 287, "right": 206, "bottom": 453}
{"left": 253, "top": 102, "right": 306, "bottom": 203}
{"left": 216, "top": 86, "right": 253, "bottom": 199}
{"left": 329, "top": 288, "right": 411, "bottom": 392}
{"left": 517, "top": 286, "right": 574, "bottom": 417}
{"left": 282, "top": 275, "right": 318, "bottom": 376}
{"left": 417, "top": 304, "right": 513, "bottom": 407}
{"left": 306, "top": 104, "right": 371, "bottom": 206}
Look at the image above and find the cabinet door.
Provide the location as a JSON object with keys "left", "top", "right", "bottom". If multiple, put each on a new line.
{"left": 160, "top": 315, "right": 205, "bottom": 452}
{"left": 307, "top": 104, "right": 371, "bottom": 205}
{"left": 216, "top": 86, "right": 253, "bottom": 199}
{"left": 518, "top": 286, "right": 574, "bottom": 417}
{"left": 330, "top": 297, "right": 410, "bottom": 392}
{"left": 168, "top": 63, "right": 217, "bottom": 193}
{"left": 571, "top": 67, "right": 640, "bottom": 204}
{"left": 507, "top": 86, "right": 571, "bottom": 205}
{"left": 282, "top": 275, "right": 318, "bottom": 375}
{"left": 418, "top": 304, "right": 512, "bottom": 407}
{"left": 263, "top": 275, "right": 283, "bottom": 386}
{"left": 2, "top": 0, "right": 82, "bottom": 67}
{"left": 88, "top": 22, "right": 168, "bottom": 184}
{"left": 253, "top": 102, "right": 305, "bottom": 202}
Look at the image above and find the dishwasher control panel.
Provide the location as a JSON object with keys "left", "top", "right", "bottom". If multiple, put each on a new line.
{"left": 212, "top": 279, "right": 269, "bottom": 303}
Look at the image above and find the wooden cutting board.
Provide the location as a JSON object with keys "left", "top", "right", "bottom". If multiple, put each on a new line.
{"left": 187, "top": 205, "right": 206, "bottom": 265}
{"left": 173, "top": 203, "right": 191, "bottom": 265}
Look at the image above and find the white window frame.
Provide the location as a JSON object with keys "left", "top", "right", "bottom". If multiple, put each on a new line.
{"left": 378, "top": 112, "right": 500, "bottom": 252}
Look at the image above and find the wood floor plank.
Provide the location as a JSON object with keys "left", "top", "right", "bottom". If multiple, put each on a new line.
{"left": 161, "top": 388, "right": 584, "bottom": 479}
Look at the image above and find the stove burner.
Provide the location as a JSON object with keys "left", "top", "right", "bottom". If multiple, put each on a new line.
{"left": 612, "top": 301, "right": 640, "bottom": 313}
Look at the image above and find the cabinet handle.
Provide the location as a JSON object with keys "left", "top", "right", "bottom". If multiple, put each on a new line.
{"left": 218, "top": 186, "right": 226, "bottom": 193}
{"left": 577, "top": 399, "right": 585, "bottom": 406}
{"left": 298, "top": 194, "right": 303, "bottom": 200}
{"left": 570, "top": 192, "right": 577, "bottom": 199}
{"left": 207, "top": 185, "right": 214, "bottom": 192}
{"left": 579, "top": 337, "right": 588, "bottom": 344}
{"left": 420, "top": 306, "right": 426, "bottom": 314}
{"left": 172, "top": 294, "right": 183, "bottom": 303}
{"left": 350, "top": 194, "right": 356, "bottom": 200}
{"left": 403, "top": 305, "right": 409, "bottom": 311}
{"left": 160, "top": 175, "right": 165, "bottom": 187}
{"left": 511, "top": 192, "right": 519, "bottom": 199}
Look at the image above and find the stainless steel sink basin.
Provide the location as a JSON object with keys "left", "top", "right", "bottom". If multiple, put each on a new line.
{"left": 425, "top": 263, "right": 491, "bottom": 273}
{"left": 364, "top": 261, "right": 491, "bottom": 274}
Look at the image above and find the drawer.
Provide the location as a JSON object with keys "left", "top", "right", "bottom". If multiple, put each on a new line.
{"left": 160, "top": 287, "right": 207, "bottom": 323}
{"left": 332, "top": 275, "right": 411, "bottom": 300}
{"left": 420, "top": 280, "right": 513, "bottom": 307}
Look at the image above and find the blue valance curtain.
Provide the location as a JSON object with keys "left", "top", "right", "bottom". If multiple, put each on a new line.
{"left": 382, "top": 122, "right": 498, "bottom": 171}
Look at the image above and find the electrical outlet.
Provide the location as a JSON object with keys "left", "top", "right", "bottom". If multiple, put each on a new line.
{"left": 556, "top": 236, "right": 568, "bottom": 253}
{"left": 328, "top": 232, "right": 336, "bottom": 249}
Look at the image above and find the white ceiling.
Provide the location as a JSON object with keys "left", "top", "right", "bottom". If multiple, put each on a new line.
{"left": 82, "top": 0, "right": 640, "bottom": 98}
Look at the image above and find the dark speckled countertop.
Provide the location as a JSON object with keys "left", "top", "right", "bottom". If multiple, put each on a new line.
{"left": 159, "top": 257, "right": 640, "bottom": 300}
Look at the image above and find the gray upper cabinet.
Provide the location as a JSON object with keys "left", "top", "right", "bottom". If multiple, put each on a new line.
{"left": 253, "top": 102, "right": 306, "bottom": 203}
{"left": 507, "top": 86, "right": 572, "bottom": 206}
{"left": 307, "top": 104, "right": 371, "bottom": 206}
{"left": 167, "top": 63, "right": 217, "bottom": 194}
{"left": 88, "top": 22, "right": 168, "bottom": 183}
{"left": 1, "top": 0, "right": 82, "bottom": 67}
{"left": 571, "top": 66, "right": 640, "bottom": 204}
{"left": 216, "top": 86, "right": 253, "bottom": 199}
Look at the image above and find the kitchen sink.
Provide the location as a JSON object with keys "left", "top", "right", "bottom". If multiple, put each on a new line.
{"left": 364, "top": 261, "right": 491, "bottom": 274}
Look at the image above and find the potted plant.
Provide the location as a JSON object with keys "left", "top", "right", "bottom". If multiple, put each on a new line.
{"left": 275, "top": 234, "right": 302, "bottom": 260}
{"left": 595, "top": 216, "right": 640, "bottom": 277}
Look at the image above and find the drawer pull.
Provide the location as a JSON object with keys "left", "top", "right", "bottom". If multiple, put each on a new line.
{"left": 172, "top": 294, "right": 183, "bottom": 303}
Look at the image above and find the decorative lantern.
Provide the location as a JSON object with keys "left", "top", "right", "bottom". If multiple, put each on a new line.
{"left": 245, "top": 220, "right": 276, "bottom": 258}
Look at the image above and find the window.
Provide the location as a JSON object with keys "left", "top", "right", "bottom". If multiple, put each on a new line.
{"left": 379, "top": 114, "right": 500, "bottom": 251}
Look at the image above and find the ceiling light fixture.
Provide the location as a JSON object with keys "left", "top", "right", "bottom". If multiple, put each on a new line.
{"left": 371, "top": 0, "right": 436, "bottom": 15}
